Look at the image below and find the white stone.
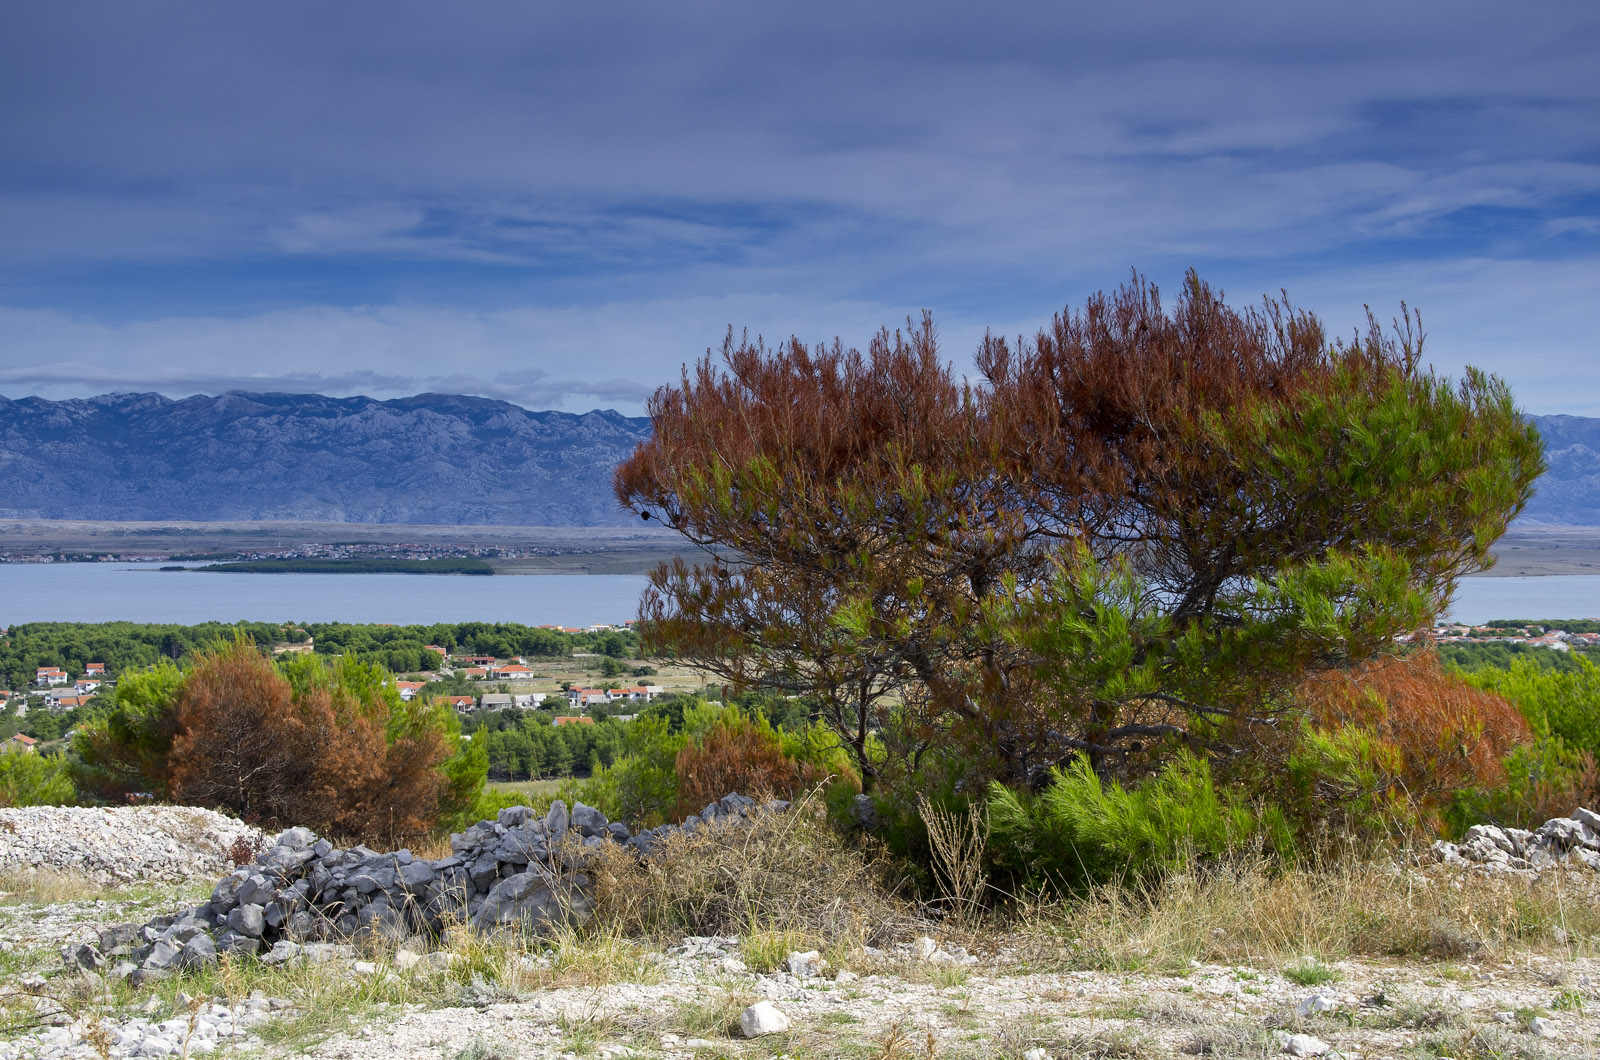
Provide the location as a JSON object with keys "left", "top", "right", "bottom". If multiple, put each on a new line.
{"left": 1023, "top": 1050, "right": 1052, "bottom": 1060}
{"left": 911, "top": 936, "right": 939, "bottom": 959}
{"left": 1528, "top": 1016, "right": 1558, "bottom": 1039}
{"left": 1296, "top": 994, "right": 1337, "bottom": 1017}
{"left": 785, "top": 950, "right": 827, "bottom": 978}
{"left": 740, "top": 1001, "right": 791, "bottom": 1038}
{"left": 1281, "top": 1033, "right": 1331, "bottom": 1057}
{"left": 834, "top": 969, "right": 858, "bottom": 984}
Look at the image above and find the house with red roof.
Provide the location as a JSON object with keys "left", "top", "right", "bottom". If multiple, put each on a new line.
{"left": 396, "top": 680, "right": 425, "bottom": 701}
{"left": 35, "top": 667, "right": 68, "bottom": 687}
{"left": 445, "top": 695, "right": 477, "bottom": 711}
{"left": 553, "top": 716, "right": 595, "bottom": 727}
{"left": 6, "top": 733, "right": 37, "bottom": 754}
{"left": 85, "top": 662, "right": 107, "bottom": 676}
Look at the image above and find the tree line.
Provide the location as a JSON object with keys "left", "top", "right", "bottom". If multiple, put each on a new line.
{"left": 0, "top": 620, "right": 639, "bottom": 691}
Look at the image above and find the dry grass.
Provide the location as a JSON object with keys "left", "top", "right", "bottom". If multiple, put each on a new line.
{"left": 920, "top": 794, "right": 991, "bottom": 931}
{"left": 996, "top": 854, "right": 1600, "bottom": 974}
{"left": 0, "top": 867, "right": 108, "bottom": 905}
{"left": 587, "top": 795, "right": 919, "bottom": 949}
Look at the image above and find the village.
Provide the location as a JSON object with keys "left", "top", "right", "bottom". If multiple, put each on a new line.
{"left": 0, "top": 620, "right": 706, "bottom": 757}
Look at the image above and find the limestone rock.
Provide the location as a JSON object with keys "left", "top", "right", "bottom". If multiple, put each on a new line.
{"left": 740, "top": 1000, "right": 791, "bottom": 1038}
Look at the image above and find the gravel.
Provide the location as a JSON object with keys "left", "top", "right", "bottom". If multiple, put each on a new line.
{"left": 0, "top": 806, "right": 268, "bottom": 885}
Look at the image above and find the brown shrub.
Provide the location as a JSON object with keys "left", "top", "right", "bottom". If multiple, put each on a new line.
{"left": 168, "top": 646, "right": 320, "bottom": 826}
{"left": 166, "top": 641, "right": 446, "bottom": 842}
{"left": 674, "top": 718, "right": 825, "bottom": 819}
{"left": 1294, "top": 650, "right": 1531, "bottom": 807}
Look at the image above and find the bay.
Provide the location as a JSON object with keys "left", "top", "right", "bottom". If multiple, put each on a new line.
{"left": 1, "top": 561, "right": 1597, "bottom": 630}
{"left": 0, "top": 562, "right": 649, "bottom": 627}
{"left": 1445, "top": 575, "right": 1600, "bottom": 625}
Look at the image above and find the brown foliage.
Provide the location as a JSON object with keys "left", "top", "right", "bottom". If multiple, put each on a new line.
{"left": 166, "top": 641, "right": 446, "bottom": 842}
{"left": 674, "top": 719, "right": 825, "bottom": 819}
{"left": 1295, "top": 651, "right": 1532, "bottom": 800}
{"left": 617, "top": 272, "right": 1544, "bottom": 788}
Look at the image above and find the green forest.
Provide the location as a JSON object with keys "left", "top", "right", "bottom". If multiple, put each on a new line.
{"left": 0, "top": 620, "right": 637, "bottom": 695}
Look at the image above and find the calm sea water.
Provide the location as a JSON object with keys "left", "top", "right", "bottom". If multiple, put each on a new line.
{"left": 1, "top": 562, "right": 1596, "bottom": 628}
{"left": 0, "top": 562, "right": 650, "bottom": 627}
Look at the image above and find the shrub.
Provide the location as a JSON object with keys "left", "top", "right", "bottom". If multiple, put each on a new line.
{"left": 88, "top": 638, "right": 469, "bottom": 842}
{"left": 73, "top": 660, "right": 185, "bottom": 801}
{"left": 1289, "top": 652, "right": 1533, "bottom": 834}
{"left": 576, "top": 713, "right": 687, "bottom": 828}
{"left": 674, "top": 715, "right": 827, "bottom": 819}
{"left": 1460, "top": 654, "right": 1600, "bottom": 756}
{"left": 588, "top": 797, "right": 913, "bottom": 946}
{"left": 988, "top": 753, "right": 1289, "bottom": 891}
{"left": 1448, "top": 737, "right": 1599, "bottom": 833}
{"left": 0, "top": 751, "right": 77, "bottom": 807}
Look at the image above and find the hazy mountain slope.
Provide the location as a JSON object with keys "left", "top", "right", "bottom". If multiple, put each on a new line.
{"left": 0, "top": 392, "right": 651, "bottom": 526}
{"left": 0, "top": 395, "right": 1593, "bottom": 527}
{"left": 1524, "top": 415, "right": 1600, "bottom": 526}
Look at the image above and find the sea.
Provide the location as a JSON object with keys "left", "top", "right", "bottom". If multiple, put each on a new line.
{"left": 0, "top": 562, "right": 650, "bottom": 627}
{"left": 0, "top": 561, "right": 1597, "bottom": 628}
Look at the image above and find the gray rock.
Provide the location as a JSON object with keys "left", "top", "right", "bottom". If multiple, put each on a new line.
{"left": 1536, "top": 817, "right": 1586, "bottom": 849}
{"left": 400, "top": 860, "right": 436, "bottom": 890}
{"left": 237, "top": 874, "right": 275, "bottom": 906}
{"left": 179, "top": 934, "right": 217, "bottom": 970}
{"left": 469, "top": 852, "right": 499, "bottom": 891}
{"left": 65, "top": 942, "right": 105, "bottom": 970}
{"left": 143, "top": 940, "right": 182, "bottom": 972}
{"left": 571, "top": 802, "right": 608, "bottom": 837}
{"left": 1463, "top": 825, "right": 1513, "bottom": 854}
{"left": 544, "top": 800, "right": 569, "bottom": 838}
{"left": 606, "top": 821, "right": 632, "bottom": 842}
{"left": 260, "top": 940, "right": 302, "bottom": 966}
{"left": 226, "top": 904, "right": 265, "bottom": 938}
{"left": 276, "top": 826, "right": 315, "bottom": 850}
{"left": 497, "top": 805, "right": 531, "bottom": 828}
{"left": 852, "top": 794, "right": 878, "bottom": 830}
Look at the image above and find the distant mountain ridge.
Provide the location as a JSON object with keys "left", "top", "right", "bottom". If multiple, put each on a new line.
{"left": 0, "top": 394, "right": 1595, "bottom": 527}
{"left": 0, "top": 392, "right": 652, "bottom": 526}
{"left": 1522, "top": 415, "right": 1600, "bottom": 526}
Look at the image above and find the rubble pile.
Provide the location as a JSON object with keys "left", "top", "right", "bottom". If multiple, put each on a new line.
{"left": 1431, "top": 807, "right": 1600, "bottom": 874}
{"left": 65, "top": 794, "right": 776, "bottom": 983}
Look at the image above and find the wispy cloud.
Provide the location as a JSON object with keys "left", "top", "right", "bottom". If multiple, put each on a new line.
{"left": 0, "top": 2, "right": 1594, "bottom": 412}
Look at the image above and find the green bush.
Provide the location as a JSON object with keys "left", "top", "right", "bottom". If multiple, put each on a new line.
{"left": 1460, "top": 655, "right": 1600, "bottom": 755}
{"left": 1444, "top": 736, "right": 1598, "bottom": 833}
{"left": 988, "top": 753, "right": 1291, "bottom": 891}
{"left": 0, "top": 751, "right": 77, "bottom": 807}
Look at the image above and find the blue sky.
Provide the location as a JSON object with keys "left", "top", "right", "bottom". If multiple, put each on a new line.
{"left": 1, "top": 2, "right": 1597, "bottom": 414}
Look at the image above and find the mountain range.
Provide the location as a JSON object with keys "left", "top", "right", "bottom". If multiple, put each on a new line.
{"left": 1, "top": 392, "right": 1597, "bottom": 527}
{"left": 0, "top": 392, "right": 651, "bottom": 526}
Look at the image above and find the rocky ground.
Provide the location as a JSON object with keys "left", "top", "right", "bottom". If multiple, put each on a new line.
{"left": 3, "top": 808, "right": 1598, "bottom": 1060}
{"left": 0, "top": 807, "right": 268, "bottom": 886}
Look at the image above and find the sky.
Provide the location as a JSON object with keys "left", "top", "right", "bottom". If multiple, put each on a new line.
{"left": 1, "top": 2, "right": 1597, "bottom": 415}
